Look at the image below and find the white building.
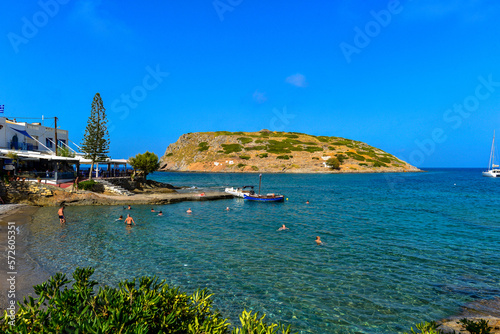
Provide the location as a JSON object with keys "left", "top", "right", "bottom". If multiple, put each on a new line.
{"left": 0, "top": 117, "right": 129, "bottom": 183}
{"left": 0, "top": 117, "right": 69, "bottom": 153}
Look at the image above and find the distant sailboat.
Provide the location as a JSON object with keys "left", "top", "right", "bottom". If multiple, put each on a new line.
{"left": 483, "top": 131, "right": 500, "bottom": 177}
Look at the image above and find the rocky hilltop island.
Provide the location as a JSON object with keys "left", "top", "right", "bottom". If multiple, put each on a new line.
{"left": 159, "top": 130, "right": 420, "bottom": 173}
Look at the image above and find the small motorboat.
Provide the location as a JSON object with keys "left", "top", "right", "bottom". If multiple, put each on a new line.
{"left": 243, "top": 174, "right": 284, "bottom": 202}
{"left": 224, "top": 185, "right": 255, "bottom": 197}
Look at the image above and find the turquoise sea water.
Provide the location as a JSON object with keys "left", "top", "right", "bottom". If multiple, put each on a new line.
{"left": 26, "top": 169, "right": 500, "bottom": 333}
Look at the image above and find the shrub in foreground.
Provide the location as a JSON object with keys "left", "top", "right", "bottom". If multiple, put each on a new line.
{"left": 0, "top": 267, "right": 292, "bottom": 334}
{"left": 405, "top": 319, "right": 492, "bottom": 334}
{"left": 78, "top": 180, "right": 104, "bottom": 192}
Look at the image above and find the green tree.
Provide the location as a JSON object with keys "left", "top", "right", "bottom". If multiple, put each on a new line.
{"left": 129, "top": 151, "right": 160, "bottom": 180}
{"left": 326, "top": 157, "right": 340, "bottom": 170}
{"left": 57, "top": 146, "right": 75, "bottom": 158}
{"left": 81, "top": 93, "right": 109, "bottom": 180}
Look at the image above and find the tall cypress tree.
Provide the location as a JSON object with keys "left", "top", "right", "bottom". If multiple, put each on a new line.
{"left": 81, "top": 93, "right": 110, "bottom": 180}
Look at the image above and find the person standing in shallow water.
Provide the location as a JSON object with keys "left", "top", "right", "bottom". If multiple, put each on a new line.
{"left": 315, "top": 236, "right": 322, "bottom": 245}
{"left": 125, "top": 214, "right": 135, "bottom": 226}
{"left": 58, "top": 205, "right": 66, "bottom": 224}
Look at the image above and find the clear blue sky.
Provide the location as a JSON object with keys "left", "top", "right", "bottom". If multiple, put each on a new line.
{"left": 1, "top": 0, "right": 500, "bottom": 168}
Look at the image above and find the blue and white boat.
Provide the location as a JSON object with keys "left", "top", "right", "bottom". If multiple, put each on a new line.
{"left": 243, "top": 174, "right": 284, "bottom": 202}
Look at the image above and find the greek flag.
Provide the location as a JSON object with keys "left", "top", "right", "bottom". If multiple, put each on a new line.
{"left": 0, "top": 105, "right": 4, "bottom": 113}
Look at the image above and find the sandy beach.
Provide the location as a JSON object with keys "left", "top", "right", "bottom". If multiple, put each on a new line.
{"left": 0, "top": 205, "right": 51, "bottom": 312}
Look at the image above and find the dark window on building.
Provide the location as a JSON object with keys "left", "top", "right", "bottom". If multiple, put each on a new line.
{"left": 46, "top": 138, "right": 53, "bottom": 148}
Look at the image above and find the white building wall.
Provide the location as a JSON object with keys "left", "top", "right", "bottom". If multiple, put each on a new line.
{"left": 0, "top": 117, "right": 69, "bottom": 153}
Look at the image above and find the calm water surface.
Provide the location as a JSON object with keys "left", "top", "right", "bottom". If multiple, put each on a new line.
{"left": 27, "top": 169, "right": 500, "bottom": 333}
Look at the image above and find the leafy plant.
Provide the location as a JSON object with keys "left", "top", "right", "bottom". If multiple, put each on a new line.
{"left": 198, "top": 142, "right": 210, "bottom": 151}
{"left": 373, "top": 161, "right": 387, "bottom": 168}
{"left": 221, "top": 144, "right": 243, "bottom": 154}
{"left": 81, "top": 92, "right": 110, "bottom": 180}
{"left": 237, "top": 137, "right": 253, "bottom": 144}
{"left": 237, "top": 163, "right": 246, "bottom": 168}
{"left": 258, "top": 153, "right": 268, "bottom": 158}
{"left": 276, "top": 155, "right": 291, "bottom": 160}
{"left": 239, "top": 155, "right": 251, "bottom": 160}
{"left": 304, "top": 146, "right": 323, "bottom": 153}
{"left": 57, "top": 146, "right": 76, "bottom": 157}
{"left": 77, "top": 180, "right": 104, "bottom": 193}
{"left": 458, "top": 318, "right": 492, "bottom": 334}
{"left": 0, "top": 268, "right": 293, "bottom": 334}
{"left": 129, "top": 151, "right": 160, "bottom": 179}
{"left": 335, "top": 154, "right": 347, "bottom": 163}
{"left": 214, "top": 131, "right": 233, "bottom": 136}
{"left": 166, "top": 152, "right": 173, "bottom": 157}
{"left": 326, "top": 157, "right": 340, "bottom": 170}
{"left": 251, "top": 166, "right": 259, "bottom": 171}
{"left": 378, "top": 157, "right": 391, "bottom": 163}
{"left": 346, "top": 152, "right": 365, "bottom": 161}
{"left": 244, "top": 145, "right": 266, "bottom": 151}
{"left": 404, "top": 321, "right": 444, "bottom": 334}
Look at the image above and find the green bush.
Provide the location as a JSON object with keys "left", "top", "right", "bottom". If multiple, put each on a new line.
{"left": 214, "top": 131, "right": 233, "bottom": 136}
{"left": 346, "top": 152, "right": 365, "bottom": 161}
{"left": 335, "top": 154, "right": 347, "bottom": 163}
{"left": 316, "top": 136, "right": 330, "bottom": 142}
{"left": 251, "top": 166, "right": 259, "bottom": 171}
{"left": 221, "top": 144, "right": 243, "bottom": 154}
{"left": 237, "top": 163, "right": 246, "bottom": 168}
{"left": 404, "top": 321, "right": 444, "bottom": 334}
{"left": 276, "top": 155, "right": 292, "bottom": 160}
{"left": 458, "top": 318, "right": 492, "bottom": 334}
{"left": 237, "top": 137, "right": 253, "bottom": 144}
{"left": 326, "top": 157, "right": 340, "bottom": 170}
{"left": 0, "top": 268, "right": 291, "bottom": 334}
{"left": 405, "top": 318, "right": 492, "bottom": 334}
{"left": 312, "top": 157, "right": 319, "bottom": 160}
{"left": 198, "top": 142, "right": 210, "bottom": 151}
{"left": 378, "top": 157, "right": 391, "bottom": 163}
{"left": 359, "top": 163, "right": 368, "bottom": 166}
{"left": 284, "top": 134, "right": 299, "bottom": 138}
{"left": 304, "top": 146, "right": 323, "bottom": 153}
{"left": 78, "top": 180, "right": 96, "bottom": 191}
{"left": 373, "top": 161, "right": 387, "bottom": 168}
{"left": 244, "top": 145, "right": 266, "bottom": 151}
{"left": 239, "top": 155, "right": 251, "bottom": 160}
{"left": 258, "top": 153, "right": 268, "bottom": 158}
{"left": 166, "top": 152, "right": 173, "bottom": 157}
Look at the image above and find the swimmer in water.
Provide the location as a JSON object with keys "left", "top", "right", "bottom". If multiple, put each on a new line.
{"left": 158, "top": 211, "right": 163, "bottom": 216}
{"left": 225, "top": 207, "right": 230, "bottom": 211}
{"left": 278, "top": 224, "right": 289, "bottom": 231}
{"left": 124, "top": 214, "right": 135, "bottom": 226}
{"left": 151, "top": 208, "right": 155, "bottom": 212}
{"left": 186, "top": 208, "right": 192, "bottom": 214}
{"left": 117, "top": 215, "right": 123, "bottom": 221}
{"left": 315, "top": 236, "right": 322, "bottom": 245}
{"left": 306, "top": 200, "right": 310, "bottom": 204}
{"left": 126, "top": 205, "right": 132, "bottom": 210}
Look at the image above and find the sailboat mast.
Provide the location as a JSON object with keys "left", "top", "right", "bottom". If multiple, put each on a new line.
{"left": 489, "top": 131, "right": 496, "bottom": 169}
{"left": 258, "top": 174, "right": 262, "bottom": 196}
